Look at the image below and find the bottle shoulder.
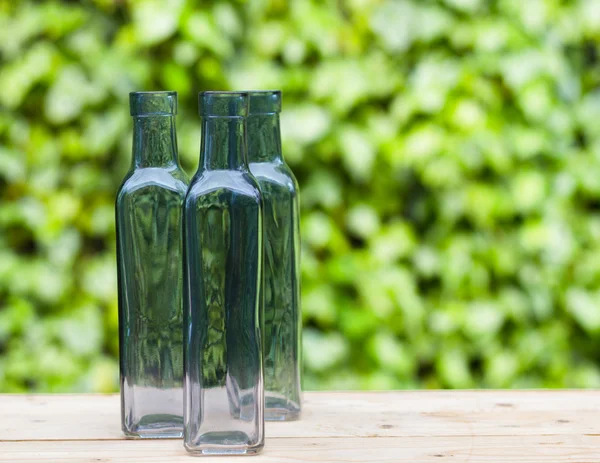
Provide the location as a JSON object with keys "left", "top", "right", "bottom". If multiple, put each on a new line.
{"left": 248, "top": 162, "right": 299, "bottom": 195}
{"left": 117, "top": 167, "right": 189, "bottom": 200}
{"left": 186, "top": 170, "right": 261, "bottom": 202}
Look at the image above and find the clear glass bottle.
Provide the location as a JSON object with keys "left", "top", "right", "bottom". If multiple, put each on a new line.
{"left": 247, "top": 91, "right": 301, "bottom": 421}
{"left": 183, "top": 91, "right": 264, "bottom": 455}
{"left": 116, "top": 91, "right": 188, "bottom": 438}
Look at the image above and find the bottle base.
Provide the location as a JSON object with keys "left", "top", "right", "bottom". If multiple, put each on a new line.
{"left": 184, "top": 430, "right": 264, "bottom": 456}
{"left": 184, "top": 446, "right": 264, "bottom": 456}
{"left": 184, "top": 441, "right": 264, "bottom": 456}
{"left": 122, "top": 414, "right": 184, "bottom": 439}
{"left": 265, "top": 395, "right": 301, "bottom": 421}
{"left": 121, "top": 387, "right": 184, "bottom": 438}
{"left": 265, "top": 408, "right": 301, "bottom": 421}
{"left": 123, "top": 428, "right": 183, "bottom": 439}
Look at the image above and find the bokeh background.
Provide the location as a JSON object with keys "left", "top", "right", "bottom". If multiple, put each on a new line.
{"left": 2, "top": 0, "right": 600, "bottom": 392}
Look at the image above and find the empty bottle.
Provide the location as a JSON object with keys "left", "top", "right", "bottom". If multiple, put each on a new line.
{"left": 183, "top": 91, "right": 264, "bottom": 455}
{"left": 116, "top": 91, "right": 188, "bottom": 438}
{"left": 247, "top": 91, "right": 301, "bottom": 421}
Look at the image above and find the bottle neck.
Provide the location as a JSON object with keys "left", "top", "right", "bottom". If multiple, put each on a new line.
{"left": 200, "top": 117, "right": 248, "bottom": 170}
{"left": 132, "top": 115, "right": 179, "bottom": 168}
{"left": 247, "top": 113, "right": 282, "bottom": 163}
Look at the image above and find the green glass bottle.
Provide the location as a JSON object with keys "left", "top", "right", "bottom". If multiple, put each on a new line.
{"left": 183, "top": 92, "right": 264, "bottom": 455}
{"left": 247, "top": 91, "right": 301, "bottom": 421}
{"left": 116, "top": 91, "right": 189, "bottom": 438}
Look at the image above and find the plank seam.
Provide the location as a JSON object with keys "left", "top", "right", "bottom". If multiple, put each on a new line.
{"left": 0, "top": 433, "right": 585, "bottom": 443}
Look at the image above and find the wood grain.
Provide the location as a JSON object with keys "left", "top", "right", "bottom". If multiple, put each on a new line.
{"left": 2, "top": 435, "right": 600, "bottom": 463}
{"left": 1, "top": 392, "right": 600, "bottom": 462}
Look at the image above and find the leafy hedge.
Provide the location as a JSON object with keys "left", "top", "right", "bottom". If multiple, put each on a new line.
{"left": 2, "top": 0, "right": 600, "bottom": 392}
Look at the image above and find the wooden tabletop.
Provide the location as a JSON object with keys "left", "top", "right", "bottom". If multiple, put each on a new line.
{"left": 1, "top": 391, "right": 599, "bottom": 462}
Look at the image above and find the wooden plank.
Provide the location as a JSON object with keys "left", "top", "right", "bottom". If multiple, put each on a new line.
{"left": 1, "top": 391, "right": 600, "bottom": 441}
{"left": 2, "top": 435, "right": 600, "bottom": 463}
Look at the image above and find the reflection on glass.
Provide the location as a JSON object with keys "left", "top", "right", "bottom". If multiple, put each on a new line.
{"left": 116, "top": 92, "right": 188, "bottom": 438}
{"left": 248, "top": 91, "right": 301, "bottom": 421}
{"left": 183, "top": 92, "right": 264, "bottom": 455}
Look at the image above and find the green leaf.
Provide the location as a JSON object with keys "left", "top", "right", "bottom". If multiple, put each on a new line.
{"left": 133, "top": 0, "right": 184, "bottom": 46}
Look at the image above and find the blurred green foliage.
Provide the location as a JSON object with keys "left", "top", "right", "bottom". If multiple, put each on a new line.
{"left": 2, "top": 0, "right": 600, "bottom": 392}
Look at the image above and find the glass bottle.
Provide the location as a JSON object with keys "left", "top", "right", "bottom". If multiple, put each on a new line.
{"left": 116, "top": 91, "right": 189, "bottom": 438}
{"left": 183, "top": 92, "right": 264, "bottom": 455}
{"left": 247, "top": 91, "right": 301, "bottom": 421}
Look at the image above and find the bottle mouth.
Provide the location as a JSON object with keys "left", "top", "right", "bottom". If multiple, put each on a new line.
{"left": 248, "top": 90, "right": 282, "bottom": 115}
{"left": 198, "top": 91, "right": 248, "bottom": 118}
{"left": 130, "top": 91, "right": 177, "bottom": 116}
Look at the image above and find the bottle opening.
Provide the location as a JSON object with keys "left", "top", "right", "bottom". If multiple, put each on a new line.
{"left": 248, "top": 91, "right": 282, "bottom": 115}
{"left": 199, "top": 91, "right": 248, "bottom": 118}
{"left": 130, "top": 91, "right": 177, "bottom": 116}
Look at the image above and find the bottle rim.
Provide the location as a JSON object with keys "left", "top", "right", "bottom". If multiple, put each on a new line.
{"left": 248, "top": 90, "right": 282, "bottom": 115}
{"left": 130, "top": 91, "right": 177, "bottom": 116}
{"left": 198, "top": 91, "right": 249, "bottom": 118}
